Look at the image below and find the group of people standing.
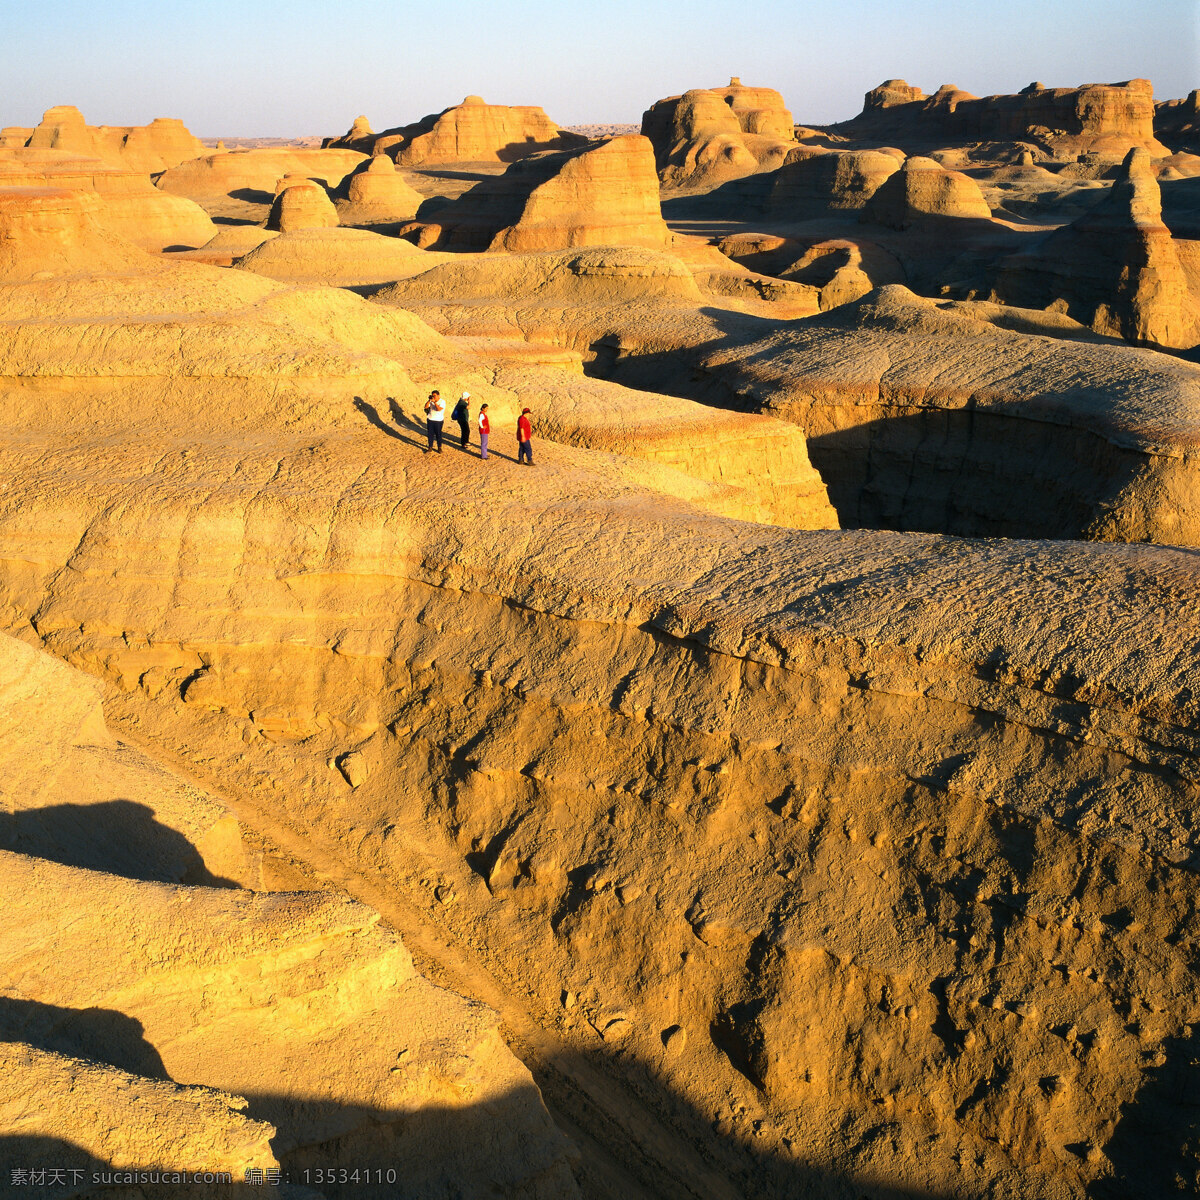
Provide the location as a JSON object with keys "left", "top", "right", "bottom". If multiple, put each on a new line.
{"left": 422, "top": 391, "right": 534, "bottom": 465}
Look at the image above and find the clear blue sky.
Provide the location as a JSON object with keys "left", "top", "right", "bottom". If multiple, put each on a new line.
{"left": 3, "top": 0, "right": 1196, "bottom": 136}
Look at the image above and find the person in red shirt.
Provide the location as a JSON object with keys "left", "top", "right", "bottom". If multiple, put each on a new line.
{"left": 517, "top": 407, "right": 533, "bottom": 466}
{"left": 478, "top": 403, "right": 490, "bottom": 460}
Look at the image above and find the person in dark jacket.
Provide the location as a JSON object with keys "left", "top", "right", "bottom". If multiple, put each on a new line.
{"left": 451, "top": 391, "right": 471, "bottom": 448}
{"left": 517, "top": 407, "right": 533, "bottom": 465}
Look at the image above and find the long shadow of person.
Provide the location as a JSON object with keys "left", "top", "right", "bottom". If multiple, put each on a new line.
{"left": 353, "top": 397, "right": 425, "bottom": 451}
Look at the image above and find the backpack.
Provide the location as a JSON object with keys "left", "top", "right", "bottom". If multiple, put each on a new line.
{"left": 451, "top": 399, "right": 467, "bottom": 422}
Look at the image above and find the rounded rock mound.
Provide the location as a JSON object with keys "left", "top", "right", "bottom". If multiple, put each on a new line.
{"left": 265, "top": 181, "right": 339, "bottom": 232}
{"left": 0, "top": 186, "right": 154, "bottom": 281}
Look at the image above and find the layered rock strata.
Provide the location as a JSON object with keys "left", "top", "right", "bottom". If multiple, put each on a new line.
{"left": 989, "top": 147, "right": 1200, "bottom": 349}
{"left": 1, "top": 440, "right": 1198, "bottom": 1199}
{"left": 157, "top": 148, "right": 366, "bottom": 200}
{"left": 327, "top": 96, "right": 588, "bottom": 165}
{"left": 641, "top": 79, "right": 797, "bottom": 191}
{"left": 840, "top": 78, "right": 1170, "bottom": 159}
{"left": 403, "top": 135, "right": 671, "bottom": 251}
{"left": 0, "top": 147, "right": 215, "bottom": 251}
{"left": 0, "top": 634, "right": 582, "bottom": 1199}
{"left": 22, "top": 105, "right": 207, "bottom": 173}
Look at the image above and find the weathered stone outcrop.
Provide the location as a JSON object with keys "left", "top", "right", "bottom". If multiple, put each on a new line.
{"left": 334, "top": 154, "right": 424, "bottom": 227}
{"left": 769, "top": 147, "right": 902, "bottom": 216}
{"left": 0, "top": 147, "right": 215, "bottom": 251}
{"left": 1156, "top": 90, "right": 1200, "bottom": 154}
{"left": 23, "top": 105, "right": 206, "bottom": 173}
{"left": 1, "top": 430, "right": 1199, "bottom": 1198}
{"left": 864, "top": 155, "right": 992, "bottom": 228}
{"left": 328, "top": 96, "right": 588, "bottom": 165}
{"left": 840, "top": 78, "right": 1169, "bottom": 159}
{"left": 157, "top": 148, "right": 366, "bottom": 199}
{"left": 641, "top": 78, "right": 796, "bottom": 190}
{"left": 0, "top": 634, "right": 582, "bottom": 1198}
{"left": 324, "top": 113, "right": 375, "bottom": 153}
{"left": 404, "top": 135, "right": 671, "bottom": 251}
{"left": 688, "top": 285, "right": 1200, "bottom": 540}
{"left": 234, "top": 227, "right": 438, "bottom": 287}
{"left": 0, "top": 186, "right": 153, "bottom": 280}
{"left": 716, "top": 77, "right": 794, "bottom": 138}
{"left": 715, "top": 231, "right": 906, "bottom": 310}
{"left": 863, "top": 78, "right": 928, "bottom": 109}
{"left": 0, "top": 221, "right": 460, "bottom": 429}
{"left": 1, "top": 1043, "right": 281, "bottom": 1187}
{"left": 989, "top": 147, "right": 1199, "bottom": 349}
{"left": 264, "top": 180, "right": 339, "bottom": 232}
{"left": 487, "top": 362, "right": 838, "bottom": 528}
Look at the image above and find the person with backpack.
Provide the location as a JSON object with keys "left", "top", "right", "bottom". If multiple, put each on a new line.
{"left": 451, "top": 391, "right": 471, "bottom": 448}
{"left": 478, "top": 403, "right": 490, "bottom": 460}
{"left": 517, "top": 407, "right": 534, "bottom": 466}
{"left": 423, "top": 390, "right": 445, "bottom": 453}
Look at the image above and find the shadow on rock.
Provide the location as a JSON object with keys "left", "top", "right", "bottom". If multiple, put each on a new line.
{"left": 0, "top": 799, "right": 240, "bottom": 888}
{"left": 0, "top": 997, "right": 169, "bottom": 1080}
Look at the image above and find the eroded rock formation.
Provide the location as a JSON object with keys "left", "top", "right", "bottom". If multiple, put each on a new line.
{"left": 0, "top": 146, "right": 215, "bottom": 252}
{"left": 157, "top": 148, "right": 366, "bottom": 199}
{"left": 326, "top": 96, "right": 588, "bottom": 165}
{"left": 864, "top": 155, "right": 993, "bottom": 228}
{"left": 1, "top": 432, "right": 1198, "bottom": 1198}
{"left": 769, "top": 147, "right": 902, "bottom": 215}
{"left": 334, "top": 154, "right": 424, "bottom": 227}
{"left": 22, "top": 105, "right": 207, "bottom": 173}
{"left": 380, "top": 253, "right": 1200, "bottom": 544}
{"left": 0, "top": 636, "right": 581, "bottom": 1198}
{"left": 1156, "top": 90, "right": 1200, "bottom": 154}
{"left": 233, "top": 227, "right": 439, "bottom": 287}
{"left": 4, "top": 72, "right": 1200, "bottom": 1200}
{"left": 989, "top": 147, "right": 1200, "bottom": 348}
{"left": 403, "top": 135, "right": 671, "bottom": 251}
{"left": 264, "top": 180, "right": 339, "bottom": 232}
{"left": 841, "top": 78, "right": 1170, "bottom": 159}
{"left": 641, "top": 78, "right": 796, "bottom": 190}
{"left": 0, "top": 187, "right": 154, "bottom": 280}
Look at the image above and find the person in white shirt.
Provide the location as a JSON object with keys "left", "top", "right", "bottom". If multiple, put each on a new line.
{"left": 423, "top": 390, "right": 445, "bottom": 453}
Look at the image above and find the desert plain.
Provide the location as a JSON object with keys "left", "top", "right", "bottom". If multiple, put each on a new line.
{"left": 0, "top": 70, "right": 1199, "bottom": 1200}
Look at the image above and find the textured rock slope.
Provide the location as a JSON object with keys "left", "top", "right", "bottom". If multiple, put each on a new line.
{"left": 1, "top": 435, "right": 1198, "bottom": 1199}
{"left": 642, "top": 78, "right": 797, "bottom": 191}
{"left": 0, "top": 634, "right": 581, "bottom": 1199}
{"left": 378, "top": 248, "right": 1200, "bottom": 544}
{"left": 325, "top": 95, "right": 588, "bottom": 165}
{"left": 404, "top": 134, "right": 671, "bottom": 251}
